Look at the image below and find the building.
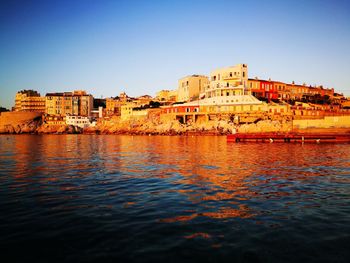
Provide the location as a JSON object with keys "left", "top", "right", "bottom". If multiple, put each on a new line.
{"left": 247, "top": 78, "right": 278, "bottom": 101}
{"left": 161, "top": 64, "right": 264, "bottom": 123}
{"left": 177, "top": 75, "right": 209, "bottom": 102}
{"left": 156, "top": 90, "right": 177, "bottom": 102}
{"left": 273, "top": 81, "right": 289, "bottom": 101}
{"left": 121, "top": 102, "right": 138, "bottom": 121}
{"left": 135, "top": 95, "right": 153, "bottom": 106}
{"left": 286, "top": 82, "right": 309, "bottom": 101}
{"left": 14, "top": 90, "right": 45, "bottom": 112}
{"left": 248, "top": 78, "right": 263, "bottom": 98}
{"left": 106, "top": 97, "right": 124, "bottom": 116}
{"left": 66, "top": 115, "right": 94, "bottom": 128}
{"left": 44, "top": 115, "right": 66, "bottom": 126}
{"left": 45, "top": 90, "right": 93, "bottom": 116}
{"left": 105, "top": 92, "right": 134, "bottom": 116}
{"left": 203, "top": 64, "right": 249, "bottom": 101}
{"left": 249, "top": 78, "right": 334, "bottom": 102}
{"left": 197, "top": 64, "right": 261, "bottom": 107}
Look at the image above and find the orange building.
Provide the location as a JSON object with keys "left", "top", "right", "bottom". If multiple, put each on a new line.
{"left": 247, "top": 78, "right": 278, "bottom": 101}
{"left": 14, "top": 90, "right": 45, "bottom": 113}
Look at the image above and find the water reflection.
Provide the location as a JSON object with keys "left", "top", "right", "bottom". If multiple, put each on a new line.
{"left": 3, "top": 135, "right": 350, "bottom": 222}
{"left": 1, "top": 135, "right": 350, "bottom": 262}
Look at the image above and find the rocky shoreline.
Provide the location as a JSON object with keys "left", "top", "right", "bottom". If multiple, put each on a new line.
{"left": 2, "top": 115, "right": 350, "bottom": 136}
{"left": 0, "top": 117, "right": 292, "bottom": 135}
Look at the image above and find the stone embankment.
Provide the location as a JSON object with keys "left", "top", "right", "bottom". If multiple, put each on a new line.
{"left": 83, "top": 118, "right": 292, "bottom": 135}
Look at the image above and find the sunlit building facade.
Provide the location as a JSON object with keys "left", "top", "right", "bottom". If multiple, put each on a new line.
{"left": 177, "top": 75, "right": 209, "bottom": 102}
{"left": 156, "top": 89, "right": 177, "bottom": 102}
{"left": 14, "top": 90, "right": 45, "bottom": 113}
{"left": 45, "top": 90, "right": 93, "bottom": 116}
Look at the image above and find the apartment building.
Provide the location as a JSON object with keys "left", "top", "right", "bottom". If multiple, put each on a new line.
{"left": 248, "top": 78, "right": 334, "bottom": 102}
{"left": 177, "top": 75, "right": 209, "bottom": 102}
{"left": 204, "top": 64, "right": 249, "bottom": 101}
{"left": 45, "top": 90, "right": 93, "bottom": 116}
{"left": 14, "top": 90, "right": 45, "bottom": 112}
{"left": 247, "top": 78, "right": 278, "bottom": 101}
{"left": 163, "top": 64, "right": 263, "bottom": 117}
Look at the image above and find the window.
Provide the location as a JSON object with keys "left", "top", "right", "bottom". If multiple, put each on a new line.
{"left": 230, "top": 72, "right": 232, "bottom": 77}
{"left": 243, "top": 72, "right": 245, "bottom": 77}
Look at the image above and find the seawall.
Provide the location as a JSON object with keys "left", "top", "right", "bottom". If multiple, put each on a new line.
{"left": 293, "top": 116, "right": 350, "bottom": 130}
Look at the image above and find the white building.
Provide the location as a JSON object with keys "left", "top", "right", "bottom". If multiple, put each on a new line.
{"left": 66, "top": 115, "right": 95, "bottom": 128}
{"left": 189, "top": 64, "right": 261, "bottom": 107}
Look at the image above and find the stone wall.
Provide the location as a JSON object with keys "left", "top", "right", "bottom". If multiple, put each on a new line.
{"left": 0, "top": 111, "right": 42, "bottom": 127}
{"left": 293, "top": 116, "right": 350, "bottom": 129}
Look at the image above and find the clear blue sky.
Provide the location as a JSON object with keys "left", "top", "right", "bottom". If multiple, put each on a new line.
{"left": 1, "top": 0, "right": 350, "bottom": 108}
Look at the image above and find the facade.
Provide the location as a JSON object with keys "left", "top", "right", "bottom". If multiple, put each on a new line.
{"left": 248, "top": 78, "right": 263, "bottom": 98}
{"left": 135, "top": 95, "right": 153, "bottom": 106}
{"left": 162, "top": 64, "right": 263, "bottom": 121}
{"left": 106, "top": 98, "right": 124, "bottom": 116}
{"left": 248, "top": 78, "right": 278, "bottom": 101}
{"left": 177, "top": 75, "right": 209, "bottom": 102}
{"left": 14, "top": 90, "right": 45, "bottom": 112}
{"left": 45, "top": 90, "right": 93, "bottom": 116}
{"left": 44, "top": 115, "right": 66, "bottom": 126}
{"left": 161, "top": 64, "right": 263, "bottom": 119}
{"left": 121, "top": 102, "right": 138, "bottom": 121}
{"left": 66, "top": 115, "right": 93, "bottom": 128}
{"left": 105, "top": 92, "right": 132, "bottom": 116}
{"left": 203, "top": 64, "right": 249, "bottom": 102}
{"left": 156, "top": 90, "right": 177, "bottom": 102}
{"left": 305, "top": 86, "right": 334, "bottom": 98}
{"left": 161, "top": 105, "right": 200, "bottom": 114}
{"left": 273, "top": 81, "right": 289, "bottom": 100}
{"left": 286, "top": 82, "right": 333, "bottom": 101}
{"left": 286, "top": 82, "right": 308, "bottom": 100}
{"left": 249, "top": 78, "right": 334, "bottom": 102}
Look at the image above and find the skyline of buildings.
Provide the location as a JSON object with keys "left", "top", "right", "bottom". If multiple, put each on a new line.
{"left": 6, "top": 64, "right": 344, "bottom": 114}
{"left": 11, "top": 63, "right": 344, "bottom": 120}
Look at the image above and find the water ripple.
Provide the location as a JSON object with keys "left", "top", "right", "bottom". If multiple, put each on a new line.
{"left": 0, "top": 135, "right": 350, "bottom": 262}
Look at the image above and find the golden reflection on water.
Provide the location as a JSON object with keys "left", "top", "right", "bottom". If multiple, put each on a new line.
{"left": 4, "top": 135, "right": 350, "bottom": 222}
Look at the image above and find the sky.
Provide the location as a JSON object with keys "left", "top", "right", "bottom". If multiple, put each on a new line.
{"left": 1, "top": 0, "right": 350, "bottom": 109}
